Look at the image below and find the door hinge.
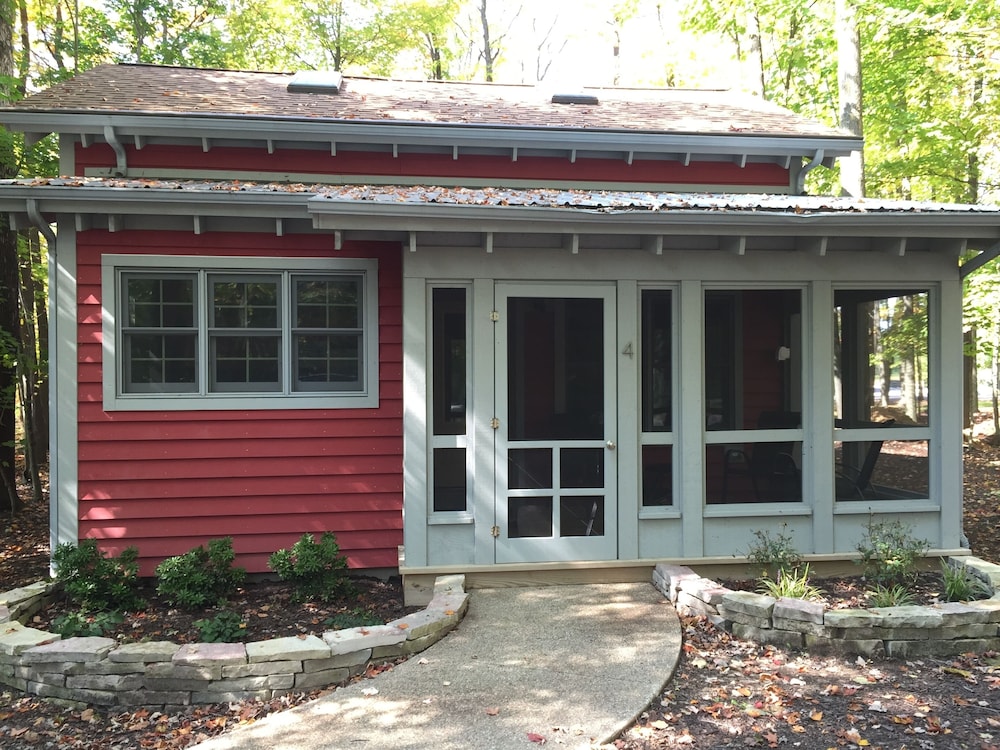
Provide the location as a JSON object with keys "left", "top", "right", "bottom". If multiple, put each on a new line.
{"left": 491, "top": 525, "right": 500, "bottom": 538}
{"left": 490, "top": 310, "right": 499, "bottom": 322}
{"left": 490, "top": 417, "right": 500, "bottom": 429}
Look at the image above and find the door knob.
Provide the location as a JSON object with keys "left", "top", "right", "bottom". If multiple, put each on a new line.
{"left": 606, "top": 440, "right": 616, "bottom": 451}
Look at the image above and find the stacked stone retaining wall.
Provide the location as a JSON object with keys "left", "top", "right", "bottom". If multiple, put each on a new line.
{"left": 654, "top": 556, "right": 1000, "bottom": 658}
{"left": 0, "top": 575, "right": 467, "bottom": 710}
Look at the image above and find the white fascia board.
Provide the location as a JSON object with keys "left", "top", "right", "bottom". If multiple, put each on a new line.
{"left": 0, "top": 111, "right": 863, "bottom": 159}
{"left": 0, "top": 184, "right": 314, "bottom": 219}
{"left": 308, "top": 197, "right": 1000, "bottom": 241}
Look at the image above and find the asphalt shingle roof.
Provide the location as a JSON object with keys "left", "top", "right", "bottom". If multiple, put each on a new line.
{"left": 12, "top": 64, "right": 851, "bottom": 139}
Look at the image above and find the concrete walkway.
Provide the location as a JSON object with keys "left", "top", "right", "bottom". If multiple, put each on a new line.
{"left": 193, "top": 582, "right": 682, "bottom": 750}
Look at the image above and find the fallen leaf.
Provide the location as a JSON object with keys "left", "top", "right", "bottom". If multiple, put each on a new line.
{"left": 486, "top": 707, "right": 500, "bottom": 716}
{"left": 527, "top": 732, "right": 546, "bottom": 744}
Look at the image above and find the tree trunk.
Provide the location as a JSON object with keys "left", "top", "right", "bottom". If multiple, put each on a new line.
{"left": 837, "top": 0, "right": 864, "bottom": 197}
{"left": 479, "top": 0, "right": 494, "bottom": 82}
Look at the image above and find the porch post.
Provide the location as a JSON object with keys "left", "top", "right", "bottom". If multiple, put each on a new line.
{"left": 808, "top": 281, "right": 836, "bottom": 553}
{"left": 678, "top": 279, "right": 705, "bottom": 556}
{"left": 936, "top": 277, "right": 964, "bottom": 549}
{"left": 617, "top": 280, "right": 640, "bottom": 560}
{"left": 401, "top": 275, "right": 428, "bottom": 568}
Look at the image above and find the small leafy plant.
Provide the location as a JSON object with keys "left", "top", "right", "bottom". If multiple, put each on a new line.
{"left": 757, "top": 564, "right": 823, "bottom": 601}
{"left": 193, "top": 610, "right": 247, "bottom": 643}
{"left": 744, "top": 527, "right": 802, "bottom": 578}
{"left": 868, "top": 583, "right": 916, "bottom": 607}
{"left": 155, "top": 537, "right": 246, "bottom": 609}
{"left": 941, "top": 560, "right": 992, "bottom": 602}
{"left": 52, "top": 539, "right": 145, "bottom": 612}
{"left": 855, "top": 517, "right": 930, "bottom": 585}
{"left": 51, "top": 610, "right": 124, "bottom": 638}
{"left": 268, "top": 532, "right": 355, "bottom": 602}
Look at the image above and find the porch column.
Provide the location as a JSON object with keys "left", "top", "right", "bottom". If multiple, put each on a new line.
{"left": 936, "top": 277, "right": 964, "bottom": 549}
{"left": 678, "top": 279, "right": 705, "bottom": 556}
{"left": 808, "top": 281, "right": 835, "bottom": 553}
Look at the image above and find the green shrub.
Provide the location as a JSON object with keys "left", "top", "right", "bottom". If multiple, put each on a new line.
{"left": 268, "top": 532, "right": 355, "bottom": 602}
{"left": 193, "top": 610, "right": 247, "bottom": 643}
{"left": 744, "top": 527, "right": 802, "bottom": 577}
{"left": 941, "top": 561, "right": 992, "bottom": 602}
{"left": 51, "top": 610, "right": 124, "bottom": 638}
{"left": 855, "top": 517, "right": 930, "bottom": 585}
{"left": 756, "top": 564, "right": 823, "bottom": 601}
{"left": 867, "top": 583, "right": 916, "bottom": 607}
{"left": 155, "top": 537, "right": 246, "bottom": 609}
{"left": 325, "top": 608, "right": 381, "bottom": 630}
{"left": 52, "top": 539, "right": 145, "bottom": 612}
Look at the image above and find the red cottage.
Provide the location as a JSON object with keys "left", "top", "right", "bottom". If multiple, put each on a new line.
{"left": 1, "top": 65, "right": 998, "bottom": 602}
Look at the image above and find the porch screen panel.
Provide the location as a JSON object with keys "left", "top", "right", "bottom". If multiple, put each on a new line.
{"left": 122, "top": 274, "right": 197, "bottom": 393}
{"left": 834, "top": 288, "right": 931, "bottom": 503}
{"left": 704, "top": 288, "right": 804, "bottom": 504}
{"left": 431, "top": 287, "right": 470, "bottom": 514}
{"left": 640, "top": 289, "right": 674, "bottom": 507}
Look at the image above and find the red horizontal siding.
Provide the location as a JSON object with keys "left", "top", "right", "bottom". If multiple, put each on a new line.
{"left": 75, "top": 230, "right": 404, "bottom": 574}
{"left": 75, "top": 143, "right": 791, "bottom": 188}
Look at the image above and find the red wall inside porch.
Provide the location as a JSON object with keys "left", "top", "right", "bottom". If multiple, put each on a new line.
{"left": 74, "top": 231, "right": 403, "bottom": 575}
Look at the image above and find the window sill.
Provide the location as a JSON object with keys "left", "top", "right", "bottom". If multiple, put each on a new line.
{"left": 703, "top": 503, "right": 813, "bottom": 518}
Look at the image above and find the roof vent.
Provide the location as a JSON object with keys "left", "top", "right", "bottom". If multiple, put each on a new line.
{"left": 287, "top": 70, "right": 344, "bottom": 95}
{"left": 551, "top": 93, "right": 600, "bottom": 106}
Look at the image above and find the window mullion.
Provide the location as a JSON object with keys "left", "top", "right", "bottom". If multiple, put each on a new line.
{"left": 282, "top": 272, "right": 293, "bottom": 396}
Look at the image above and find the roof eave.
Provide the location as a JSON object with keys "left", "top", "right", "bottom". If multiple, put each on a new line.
{"left": 0, "top": 110, "right": 863, "bottom": 160}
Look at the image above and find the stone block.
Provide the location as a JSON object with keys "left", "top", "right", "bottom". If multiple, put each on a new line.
{"left": 868, "top": 606, "right": 944, "bottom": 629}
{"left": 18, "top": 661, "right": 87, "bottom": 676}
{"left": 81, "top": 661, "right": 147, "bottom": 676}
{"left": 824, "top": 610, "right": 880, "bottom": 628}
{"left": 118, "top": 690, "right": 191, "bottom": 707}
{"left": 246, "top": 635, "right": 329, "bottom": 663}
{"left": 18, "top": 667, "right": 65, "bottom": 686}
{"left": 959, "top": 557, "right": 1000, "bottom": 588}
{"left": 30, "top": 680, "right": 118, "bottom": 706}
{"left": 0, "top": 605, "right": 10, "bottom": 624}
{"left": 0, "top": 622, "right": 60, "bottom": 656}
{"left": 886, "top": 637, "right": 1000, "bottom": 659}
{"left": 22, "top": 636, "right": 116, "bottom": 664}
{"left": 173, "top": 642, "right": 247, "bottom": 668}
{"left": 653, "top": 564, "right": 699, "bottom": 602}
{"left": 303, "top": 650, "right": 371, "bottom": 672}
{"left": 0, "top": 581, "right": 54, "bottom": 608}
{"left": 773, "top": 597, "right": 825, "bottom": 624}
{"left": 294, "top": 667, "right": 349, "bottom": 689}
{"left": 804, "top": 634, "right": 885, "bottom": 659}
{"left": 425, "top": 592, "right": 470, "bottom": 618}
{"left": 223, "top": 661, "right": 302, "bottom": 678}
{"left": 771, "top": 617, "right": 827, "bottom": 637}
{"left": 66, "top": 673, "right": 144, "bottom": 692}
{"left": 145, "top": 662, "right": 221, "bottom": 690}
{"left": 719, "top": 610, "right": 771, "bottom": 629}
{"left": 678, "top": 578, "right": 731, "bottom": 607}
{"left": 208, "top": 674, "right": 294, "bottom": 691}
{"left": 733, "top": 622, "right": 804, "bottom": 650}
{"left": 720, "top": 591, "right": 776, "bottom": 619}
{"left": 433, "top": 574, "right": 466, "bottom": 596}
{"left": 967, "top": 599, "right": 1000, "bottom": 622}
{"left": 110, "top": 642, "right": 180, "bottom": 663}
{"left": 675, "top": 591, "right": 719, "bottom": 617}
{"left": 389, "top": 609, "right": 451, "bottom": 641}
{"left": 324, "top": 624, "right": 406, "bottom": 654}
{"left": 935, "top": 601, "right": 995, "bottom": 626}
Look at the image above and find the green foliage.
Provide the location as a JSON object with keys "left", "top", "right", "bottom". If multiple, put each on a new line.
{"left": 867, "top": 583, "right": 916, "bottom": 608}
{"left": 52, "top": 539, "right": 145, "bottom": 612}
{"left": 855, "top": 518, "right": 930, "bottom": 585}
{"left": 756, "top": 564, "right": 822, "bottom": 601}
{"left": 941, "top": 561, "right": 992, "bottom": 603}
{"left": 193, "top": 610, "right": 247, "bottom": 643}
{"left": 268, "top": 532, "right": 355, "bottom": 602}
{"left": 744, "top": 527, "right": 802, "bottom": 577}
{"left": 155, "top": 537, "right": 246, "bottom": 609}
{"left": 51, "top": 610, "right": 124, "bottom": 638}
{"left": 325, "top": 608, "right": 381, "bottom": 630}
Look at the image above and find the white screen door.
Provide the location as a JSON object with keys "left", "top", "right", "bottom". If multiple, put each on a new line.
{"left": 494, "top": 283, "right": 617, "bottom": 563}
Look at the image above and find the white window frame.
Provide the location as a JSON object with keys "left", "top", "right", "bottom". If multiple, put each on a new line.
{"left": 102, "top": 254, "right": 379, "bottom": 411}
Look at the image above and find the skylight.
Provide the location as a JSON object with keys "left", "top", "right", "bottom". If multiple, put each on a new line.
{"left": 287, "top": 71, "right": 344, "bottom": 95}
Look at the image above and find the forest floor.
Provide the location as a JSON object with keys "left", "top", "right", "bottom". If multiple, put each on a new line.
{"left": 2, "top": 421, "right": 1000, "bottom": 749}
